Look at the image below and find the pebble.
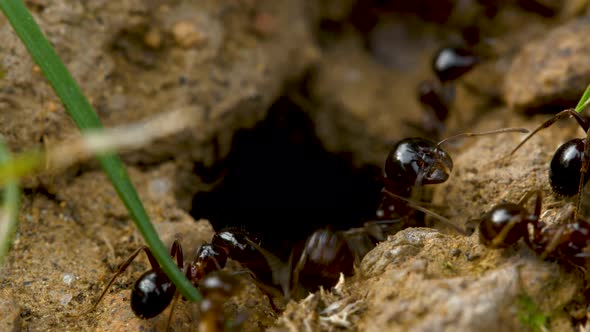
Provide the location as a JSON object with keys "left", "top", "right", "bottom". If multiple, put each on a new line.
{"left": 172, "top": 20, "right": 207, "bottom": 49}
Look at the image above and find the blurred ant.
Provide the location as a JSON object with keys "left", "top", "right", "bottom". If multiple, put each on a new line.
{"left": 478, "top": 190, "right": 590, "bottom": 267}
{"left": 509, "top": 109, "right": 590, "bottom": 219}
{"left": 243, "top": 224, "right": 390, "bottom": 300}
{"left": 432, "top": 46, "right": 480, "bottom": 84}
{"left": 197, "top": 271, "right": 242, "bottom": 332}
{"left": 414, "top": 45, "right": 496, "bottom": 139}
{"left": 413, "top": 79, "right": 453, "bottom": 138}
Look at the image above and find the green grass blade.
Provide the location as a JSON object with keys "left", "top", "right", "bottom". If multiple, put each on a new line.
{"left": 0, "top": 0, "right": 200, "bottom": 301}
{"left": 575, "top": 83, "right": 590, "bottom": 113}
{"left": 0, "top": 139, "right": 20, "bottom": 265}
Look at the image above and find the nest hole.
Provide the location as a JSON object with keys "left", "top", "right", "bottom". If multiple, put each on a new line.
{"left": 190, "top": 94, "right": 383, "bottom": 259}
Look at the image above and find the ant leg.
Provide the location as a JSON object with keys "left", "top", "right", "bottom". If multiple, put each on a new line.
{"left": 510, "top": 109, "right": 590, "bottom": 157}
{"left": 534, "top": 205, "right": 575, "bottom": 259}
{"left": 520, "top": 191, "right": 543, "bottom": 249}
{"left": 165, "top": 292, "right": 180, "bottom": 332}
{"left": 437, "top": 127, "right": 529, "bottom": 147}
{"left": 290, "top": 247, "right": 307, "bottom": 300}
{"left": 516, "top": 190, "right": 538, "bottom": 206}
{"left": 382, "top": 189, "right": 467, "bottom": 234}
{"left": 169, "top": 239, "right": 184, "bottom": 268}
{"left": 231, "top": 268, "right": 282, "bottom": 312}
{"left": 71, "top": 246, "right": 158, "bottom": 316}
{"left": 490, "top": 219, "right": 523, "bottom": 248}
{"left": 163, "top": 240, "right": 185, "bottom": 330}
{"left": 243, "top": 237, "right": 292, "bottom": 299}
{"left": 575, "top": 128, "right": 590, "bottom": 220}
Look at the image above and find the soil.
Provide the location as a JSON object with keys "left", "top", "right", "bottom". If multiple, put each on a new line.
{"left": 2, "top": 1, "right": 590, "bottom": 331}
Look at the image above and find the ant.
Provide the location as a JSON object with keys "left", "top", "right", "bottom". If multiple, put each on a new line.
{"left": 80, "top": 231, "right": 265, "bottom": 329}
{"left": 377, "top": 128, "right": 529, "bottom": 222}
{"left": 412, "top": 79, "right": 453, "bottom": 139}
{"left": 432, "top": 46, "right": 480, "bottom": 84}
{"left": 414, "top": 45, "right": 499, "bottom": 139}
{"left": 478, "top": 190, "right": 590, "bottom": 267}
{"left": 509, "top": 109, "right": 590, "bottom": 219}
{"left": 197, "top": 271, "right": 242, "bottom": 332}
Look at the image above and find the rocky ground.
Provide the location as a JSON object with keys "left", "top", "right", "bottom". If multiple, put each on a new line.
{"left": 2, "top": 0, "right": 590, "bottom": 331}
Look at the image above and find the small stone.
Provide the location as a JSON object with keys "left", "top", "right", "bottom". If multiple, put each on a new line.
{"left": 172, "top": 21, "right": 207, "bottom": 49}
{"left": 62, "top": 273, "right": 75, "bottom": 286}
{"left": 59, "top": 293, "right": 73, "bottom": 306}
{"left": 143, "top": 27, "right": 162, "bottom": 49}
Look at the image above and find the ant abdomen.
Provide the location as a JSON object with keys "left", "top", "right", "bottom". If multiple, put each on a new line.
{"left": 294, "top": 229, "right": 354, "bottom": 291}
{"left": 432, "top": 46, "right": 480, "bottom": 83}
{"left": 131, "top": 270, "right": 176, "bottom": 319}
{"left": 549, "top": 138, "right": 587, "bottom": 197}
{"left": 478, "top": 203, "right": 528, "bottom": 248}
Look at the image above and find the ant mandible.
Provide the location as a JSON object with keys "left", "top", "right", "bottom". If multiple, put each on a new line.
{"left": 478, "top": 190, "right": 590, "bottom": 267}
{"left": 509, "top": 109, "right": 590, "bottom": 218}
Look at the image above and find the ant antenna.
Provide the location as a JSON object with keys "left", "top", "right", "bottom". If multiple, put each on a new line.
{"left": 437, "top": 128, "right": 529, "bottom": 148}
{"left": 382, "top": 189, "right": 468, "bottom": 235}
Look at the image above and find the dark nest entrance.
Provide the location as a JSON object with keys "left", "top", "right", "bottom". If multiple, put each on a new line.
{"left": 190, "top": 95, "right": 383, "bottom": 259}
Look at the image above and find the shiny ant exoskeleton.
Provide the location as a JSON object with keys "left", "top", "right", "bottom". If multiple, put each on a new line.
{"left": 414, "top": 45, "right": 489, "bottom": 139}
{"left": 82, "top": 225, "right": 383, "bottom": 327}
{"left": 81, "top": 231, "right": 264, "bottom": 329}
{"left": 432, "top": 46, "right": 480, "bottom": 83}
{"left": 415, "top": 79, "right": 454, "bottom": 137}
{"left": 509, "top": 109, "right": 590, "bottom": 217}
{"left": 83, "top": 240, "right": 227, "bottom": 318}
{"left": 478, "top": 190, "right": 590, "bottom": 267}
{"left": 478, "top": 190, "right": 542, "bottom": 248}
{"left": 377, "top": 128, "right": 529, "bottom": 222}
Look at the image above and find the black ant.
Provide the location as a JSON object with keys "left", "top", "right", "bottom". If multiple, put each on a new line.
{"left": 432, "top": 46, "right": 480, "bottom": 83}
{"left": 412, "top": 79, "right": 454, "bottom": 139}
{"left": 79, "top": 232, "right": 261, "bottom": 329}
{"left": 377, "top": 128, "right": 529, "bottom": 222}
{"left": 509, "top": 109, "right": 590, "bottom": 218}
{"left": 478, "top": 190, "right": 590, "bottom": 267}
{"left": 414, "top": 45, "right": 498, "bottom": 139}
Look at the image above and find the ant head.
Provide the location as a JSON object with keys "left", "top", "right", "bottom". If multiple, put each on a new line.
{"left": 131, "top": 270, "right": 176, "bottom": 319}
{"left": 432, "top": 46, "right": 480, "bottom": 82}
{"left": 478, "top": 203, "right": 528, "bottom": 248}
{"left": 549, "top": 138, "right": 587, "bottom": 197}
{"left": 188, "top": 244, "right": 229, "bottom": 283}
{"left": 196, "top": 243, "right": 228, "bottom": 269}
{"left": 385, "top": 138, "right": 453, "bottom": 187}
{"left": 211, "top": 229, "right": 260, "bottom": 263}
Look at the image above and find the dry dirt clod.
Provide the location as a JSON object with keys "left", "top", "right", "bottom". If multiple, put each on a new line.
{"left": 172, "top": 20, "right": 208, "bottom": 49}
{"left": 504, "top": 17, "right": 590, "bottom": 113}
{"left": 0, "top": 298, "right": 22, "bottom": 332}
